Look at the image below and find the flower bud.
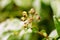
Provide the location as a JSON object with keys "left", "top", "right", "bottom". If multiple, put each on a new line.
{"left": 29, "top": 8, "right": 35, "bottom": 14}
{"left": 21, "top": 17, "right": 26, "bottom": 21}
{"left": 28, "top": 17, "right": 33, "bottom": 23}
{"left": 22, "top": 11, "right": 27, "bottom": 17}
{"left": 36, "top": 15, "right": 40, "bottom": 20}
{"left": 24, "top": 22, "right": 28, "bottom": 28}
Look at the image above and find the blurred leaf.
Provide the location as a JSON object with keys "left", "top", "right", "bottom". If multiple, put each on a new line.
{"left": 7, "top": 35, "right": 19, "bottom": 40}
{"left": 39, "top": 2, "right": 55, "bottom": 35}
{"left": 54, "top": 17, "right": 60, "bottom": 36}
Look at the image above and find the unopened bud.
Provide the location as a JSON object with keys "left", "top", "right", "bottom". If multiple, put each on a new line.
{"left": 43, "top": 32, "right": 48, "bottom": 38}
{"left": 21, "top": 17, "right": 26, "bottom": 21}
{"left": 35, "top": 12, "right": 38, "bottom": 15}
{"left": 24, "top": 22, "right": 28, "bottom": 28}
{"left": 36, "top": 15, "right": 40, "bottom": 20}
{"left": 22, "top": 11, "right": 27, "bottom": 17}
{"left": 29, "top": 17, "right": 33, "bottom": 23}
{"left": 29, "top": 8, "right": 35, "bottom": 14}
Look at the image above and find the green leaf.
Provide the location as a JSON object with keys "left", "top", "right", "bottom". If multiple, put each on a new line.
{"left": 54, "top": 17, "right": 60, "bottom": 36}
{"left": 7, "top": 35, "right": 19, "bottom": 40}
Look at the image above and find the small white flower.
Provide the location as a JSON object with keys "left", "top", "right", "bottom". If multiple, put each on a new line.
{"left": 0, "top": 0, "right": 11, "bottom": 9}
{"left": 51, "top": 0, "right": 60, "bottom": 18}
{"left": 0, "top": 21, "right": 7, "bottom": 36}
{"left": 49, "top": 29, "right": 58, "bottom": 38}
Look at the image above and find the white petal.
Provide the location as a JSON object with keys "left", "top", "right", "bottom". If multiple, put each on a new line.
{"left": 0, "top": 0, "right": 11, "bottom": 9}
{"left": 49, "top": 29, "right": 58, "bottom": 38}
{"left": 14, "top": 0, "right": 22, "bottom": 6}
{"left": 19, "top": 29, "right": 25, "bottom": 37}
